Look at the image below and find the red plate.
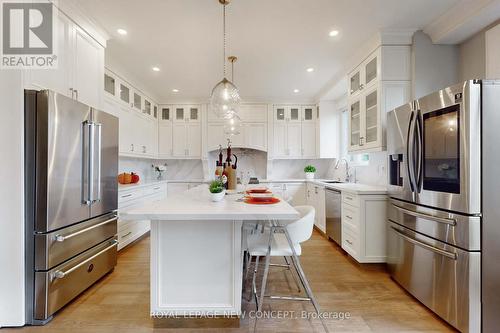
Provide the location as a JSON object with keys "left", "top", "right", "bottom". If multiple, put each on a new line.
{"left": 244, "top": 197, "right": 281, "bottom": 205}
{"left": 246, "top": 188, "right": 270, "bottom": 194}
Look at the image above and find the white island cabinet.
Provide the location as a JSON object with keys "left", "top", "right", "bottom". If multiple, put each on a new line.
{"left": 121, "top": 186, "right": 298, "bottom": 317}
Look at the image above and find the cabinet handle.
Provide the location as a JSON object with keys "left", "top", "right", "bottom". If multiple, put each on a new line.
{"left": 130, "top": 144, "right": 134, "bottom": 152}
{"left": 121, "top": 194, "right": 132, "bottom": 198}
{"left": 350, "top": 89, "right": 354, "bottom": 94}
{"left": 69, "top": 88, "right": 74, "bottom": 99}
{"left": 74, "top": 89, "right": 79, "bottom": 100}
{"left": 360, "top": 84, "right": 364, "bottom": 90}
{"left": 153, "top": 186, "right": 161, "bottom": 190}
{"left": 121, "top": 231, "right": 132, "bottom": 239}
{"left": 345, "top": 215, "right": 353, "bottom": 220}
{"left": 314, "top": 187, "right": 318, "bottom": 194}
{"left": 345, "top": 196, "right": 353, "bottom": 201}
{"left": 346, "top": 239, "right": 353, "bottom": 245}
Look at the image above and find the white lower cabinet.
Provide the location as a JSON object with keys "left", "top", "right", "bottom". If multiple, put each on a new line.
{"left": 306, "top": 183, "right": 326, "bottom": 233}
{"left": 118, "top": 183, "right": 167, "bottom": 250}
{"left": 341, "top": 192, "right": 387, "bottom": 263}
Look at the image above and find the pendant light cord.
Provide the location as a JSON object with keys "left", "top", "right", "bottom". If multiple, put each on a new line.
{"left": 223, "top": 4, "right": 227, "bottom": 78}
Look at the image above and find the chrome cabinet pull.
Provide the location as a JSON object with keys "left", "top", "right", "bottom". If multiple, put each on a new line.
{"left": 52, "top": 240, "right": 118, "bottom": 280}
{"left": 54, "top": 216, "right": 117, "bottom": 242}
{"left": 130, "top": 143, "right": 134, "bottom": 152}
{"left": 153, "top": 186, "right": 161, "bottom": 190}
{"left": 70, "top": 88, "right": 74, "bottom": 99}
{"left": 345, "top": 239, "right": 353, "bottom": 245}
{"left": 121, "top": 193, "right": 132, "bottom": 198}
{"left": 390, "top": 226, "right": 457, "bottom": 260}
{"left": 345, "top": 215, "right": 353, "bottom": 220}
{"left": 74, "top": 89, "right": 79, "bottom": 100}
{"left": 392, "top": 204, "right": 457, "bottom": 226}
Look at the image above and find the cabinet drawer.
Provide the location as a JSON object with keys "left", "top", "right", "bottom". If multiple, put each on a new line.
{"left": 143, "top": 183, "right": 167, "bottom": 197}
{"left": 342, "top": 193, "right": 359, "bottom": 207}
{"left": 342, "top": 205, "right": 359, "bottom": 229}
{"left": 118, "top": 189, "right": 143, "bottom": 205}
{"left": 118, "top": 219, "right": 137, "bottom": 234}
{"left": 342, "top": 223, "right": 359, "bottom": 256}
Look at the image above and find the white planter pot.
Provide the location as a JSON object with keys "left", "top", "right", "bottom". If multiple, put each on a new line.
{"left": 210, "top": 190, "right": 225, "bottom": 202}
{"left": 305, "top": 172, "right": 315, "bottom": 180}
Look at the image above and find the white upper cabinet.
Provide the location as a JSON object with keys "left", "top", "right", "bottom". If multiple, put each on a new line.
{"left": 206, "top": 104, "right": 268, "bottom": 152}
{"left": 103, "top": 69, "right": 160, "bottom": 158}
{"left": 347, "top": 45, "right": 411, "bottom": 153}
{"left": 158, "top": 106, "right": 173, "bottom": 158}
{"left": 27, "top": 10, "right": 104, "bottom": 109}
{"left": 73, "top": 26, "right": 104, "bottom": 108}
{"left": 173, "top": 105, "right": 200, "bottom": 123}
{"left": 171, "top": 105, "right": 202, "bottom": 158}
{"left": 272, "top": 104, "right": 318, "bottom": 159}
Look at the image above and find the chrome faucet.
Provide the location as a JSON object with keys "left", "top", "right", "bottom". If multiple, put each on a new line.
{"left": 334, "top": 158, "right": 350, "bottom": 182}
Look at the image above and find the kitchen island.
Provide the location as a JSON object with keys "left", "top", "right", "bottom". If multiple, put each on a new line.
{"left": 121, "top": 185, "right": 299, "bottom": 318}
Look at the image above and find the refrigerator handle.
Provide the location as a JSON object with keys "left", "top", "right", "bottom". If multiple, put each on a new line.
{"left": 94, "top": 123, "right": 102, "bottom": 203}
{"left": 88, "top": 122, "right": 95, "bottom": 204}
{"left": 82, "top": 121, "right": 93, "bottom": 205}
{"left": 406, "top": 111, "right": 417, "bottom": 192}
{"left": 415, "top": 110, "right": 424, "bottom": 192}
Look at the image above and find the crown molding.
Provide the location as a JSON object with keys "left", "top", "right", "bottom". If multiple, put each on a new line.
{"left": 424, "top": 0, "right": 500, "bottom": 44}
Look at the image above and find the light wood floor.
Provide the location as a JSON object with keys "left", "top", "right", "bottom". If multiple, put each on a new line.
{"left": 4, "top": 231, "right": 456, "bottom": 333}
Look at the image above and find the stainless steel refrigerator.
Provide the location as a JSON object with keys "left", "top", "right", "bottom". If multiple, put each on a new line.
{"left": 387, "top": 80, "right": 500, "bottom": 333}
{"left": 24, "top": 90, "right": 119, "bottom": 324}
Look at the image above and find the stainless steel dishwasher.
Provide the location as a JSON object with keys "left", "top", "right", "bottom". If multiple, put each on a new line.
{"left": 325, "top": 188, "right": 342, "bottom": 245}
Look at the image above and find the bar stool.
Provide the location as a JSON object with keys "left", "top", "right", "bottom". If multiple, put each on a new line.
{"left": 246, "top": 205, "right": 320, "bottom": 313}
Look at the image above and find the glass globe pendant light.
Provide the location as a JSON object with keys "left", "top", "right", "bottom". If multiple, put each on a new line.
{"left": 210, "top": 0, "right": 241, "bottom": 119}
{"left": 224, "top": 113, "right": 242, "bottom": 136}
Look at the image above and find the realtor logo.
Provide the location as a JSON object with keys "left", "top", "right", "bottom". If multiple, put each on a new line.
{"left": 1, "top": 0, "right": 57, "bottom": 68}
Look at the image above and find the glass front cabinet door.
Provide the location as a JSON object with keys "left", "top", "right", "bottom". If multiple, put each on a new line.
{"left": 349, "top": 99, "right": 361, "bottom": 150}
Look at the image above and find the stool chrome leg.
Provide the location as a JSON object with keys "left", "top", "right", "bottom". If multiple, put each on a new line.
{"left": 282, "top": 227, "right": 321, "bottom": 314}
{"left": 250, "top": 256, "right": 260, "bottom": 303}
{"left": 257, "top": 226, "right": 275, "bottom": 311}
{"left": 284, "top": 256, "right": 301, "bottom": 292}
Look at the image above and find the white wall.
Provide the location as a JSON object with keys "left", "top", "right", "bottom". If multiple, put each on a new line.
{"left": 411, "top": 31, "right": 459, "bottom": 99}
{"left": 458, "top": 31, "right": 486, "bottom": 81}
{"left": 0, "top": 72, "right": 25, "bottom": 327}
{"left": 486, "top": 23, "right": 500, "bottom": 78}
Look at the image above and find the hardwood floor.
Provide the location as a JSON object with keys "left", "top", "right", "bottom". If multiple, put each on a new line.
{"left": 5, "top": 231, "right": 456, "bottom": 333}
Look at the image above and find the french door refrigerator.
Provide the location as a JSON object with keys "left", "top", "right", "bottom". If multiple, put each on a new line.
{"left": 25, "top": 90, "right": 119, "bottom": 324}
{"left": 387, "top": 80, "right": 500, "bottom": 333}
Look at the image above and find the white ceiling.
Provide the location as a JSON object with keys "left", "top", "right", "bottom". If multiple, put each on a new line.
{"left": 77, "top": 0, "right": 460, "bottom": 103}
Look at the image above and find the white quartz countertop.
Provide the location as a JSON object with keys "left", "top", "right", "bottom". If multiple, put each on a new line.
{"left": 259, "top": 179, "right": 387, "bottom": 194}
{"left": 118, "top": 179, "right": 168, "bottom": 191}
{"left": 121, "top": 185, "right": 299, "bottom": 221}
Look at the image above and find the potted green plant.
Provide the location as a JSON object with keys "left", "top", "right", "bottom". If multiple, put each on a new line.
{"left": 209, "top": 179, "right": 225, "bottom": 202}
{"left": 304, "top": 165, "right": 316, "bottom": 180}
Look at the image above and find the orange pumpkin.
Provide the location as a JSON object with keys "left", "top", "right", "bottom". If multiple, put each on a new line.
{"left": 117, "top": 172, "right": 132, "bottom": 184}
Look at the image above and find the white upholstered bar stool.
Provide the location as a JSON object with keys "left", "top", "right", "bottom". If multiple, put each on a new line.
{"left": 246, "top": 205, "right": 320, "bottom": 313}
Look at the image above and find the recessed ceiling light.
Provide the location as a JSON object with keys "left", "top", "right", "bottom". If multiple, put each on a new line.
{"left": 306, "top": 67, "right": 315, "bottom": 73}
{"left": 293, "top": 89, "right": 300, "bottom": 93}
{"left": 172, "top": 89, "right": 179, "bottom": 93}
{"left": 152, "top": 66, "right": 160, "bottom": 72}
{"left": 117, "top": 28, "right": 127, "bottom": 35}
{"left": 329, "top": 30, "right": 339, "bottom": 37}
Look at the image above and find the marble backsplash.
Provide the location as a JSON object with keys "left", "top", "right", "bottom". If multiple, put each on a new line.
{"left": 120, "top": 151, "right": 387, "bottom": 185}
{"left": 119, "top": 157, "right": 204, "bottom": 181}
{"left": 270, "top": 159, "right": 336, "bottom": 179}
